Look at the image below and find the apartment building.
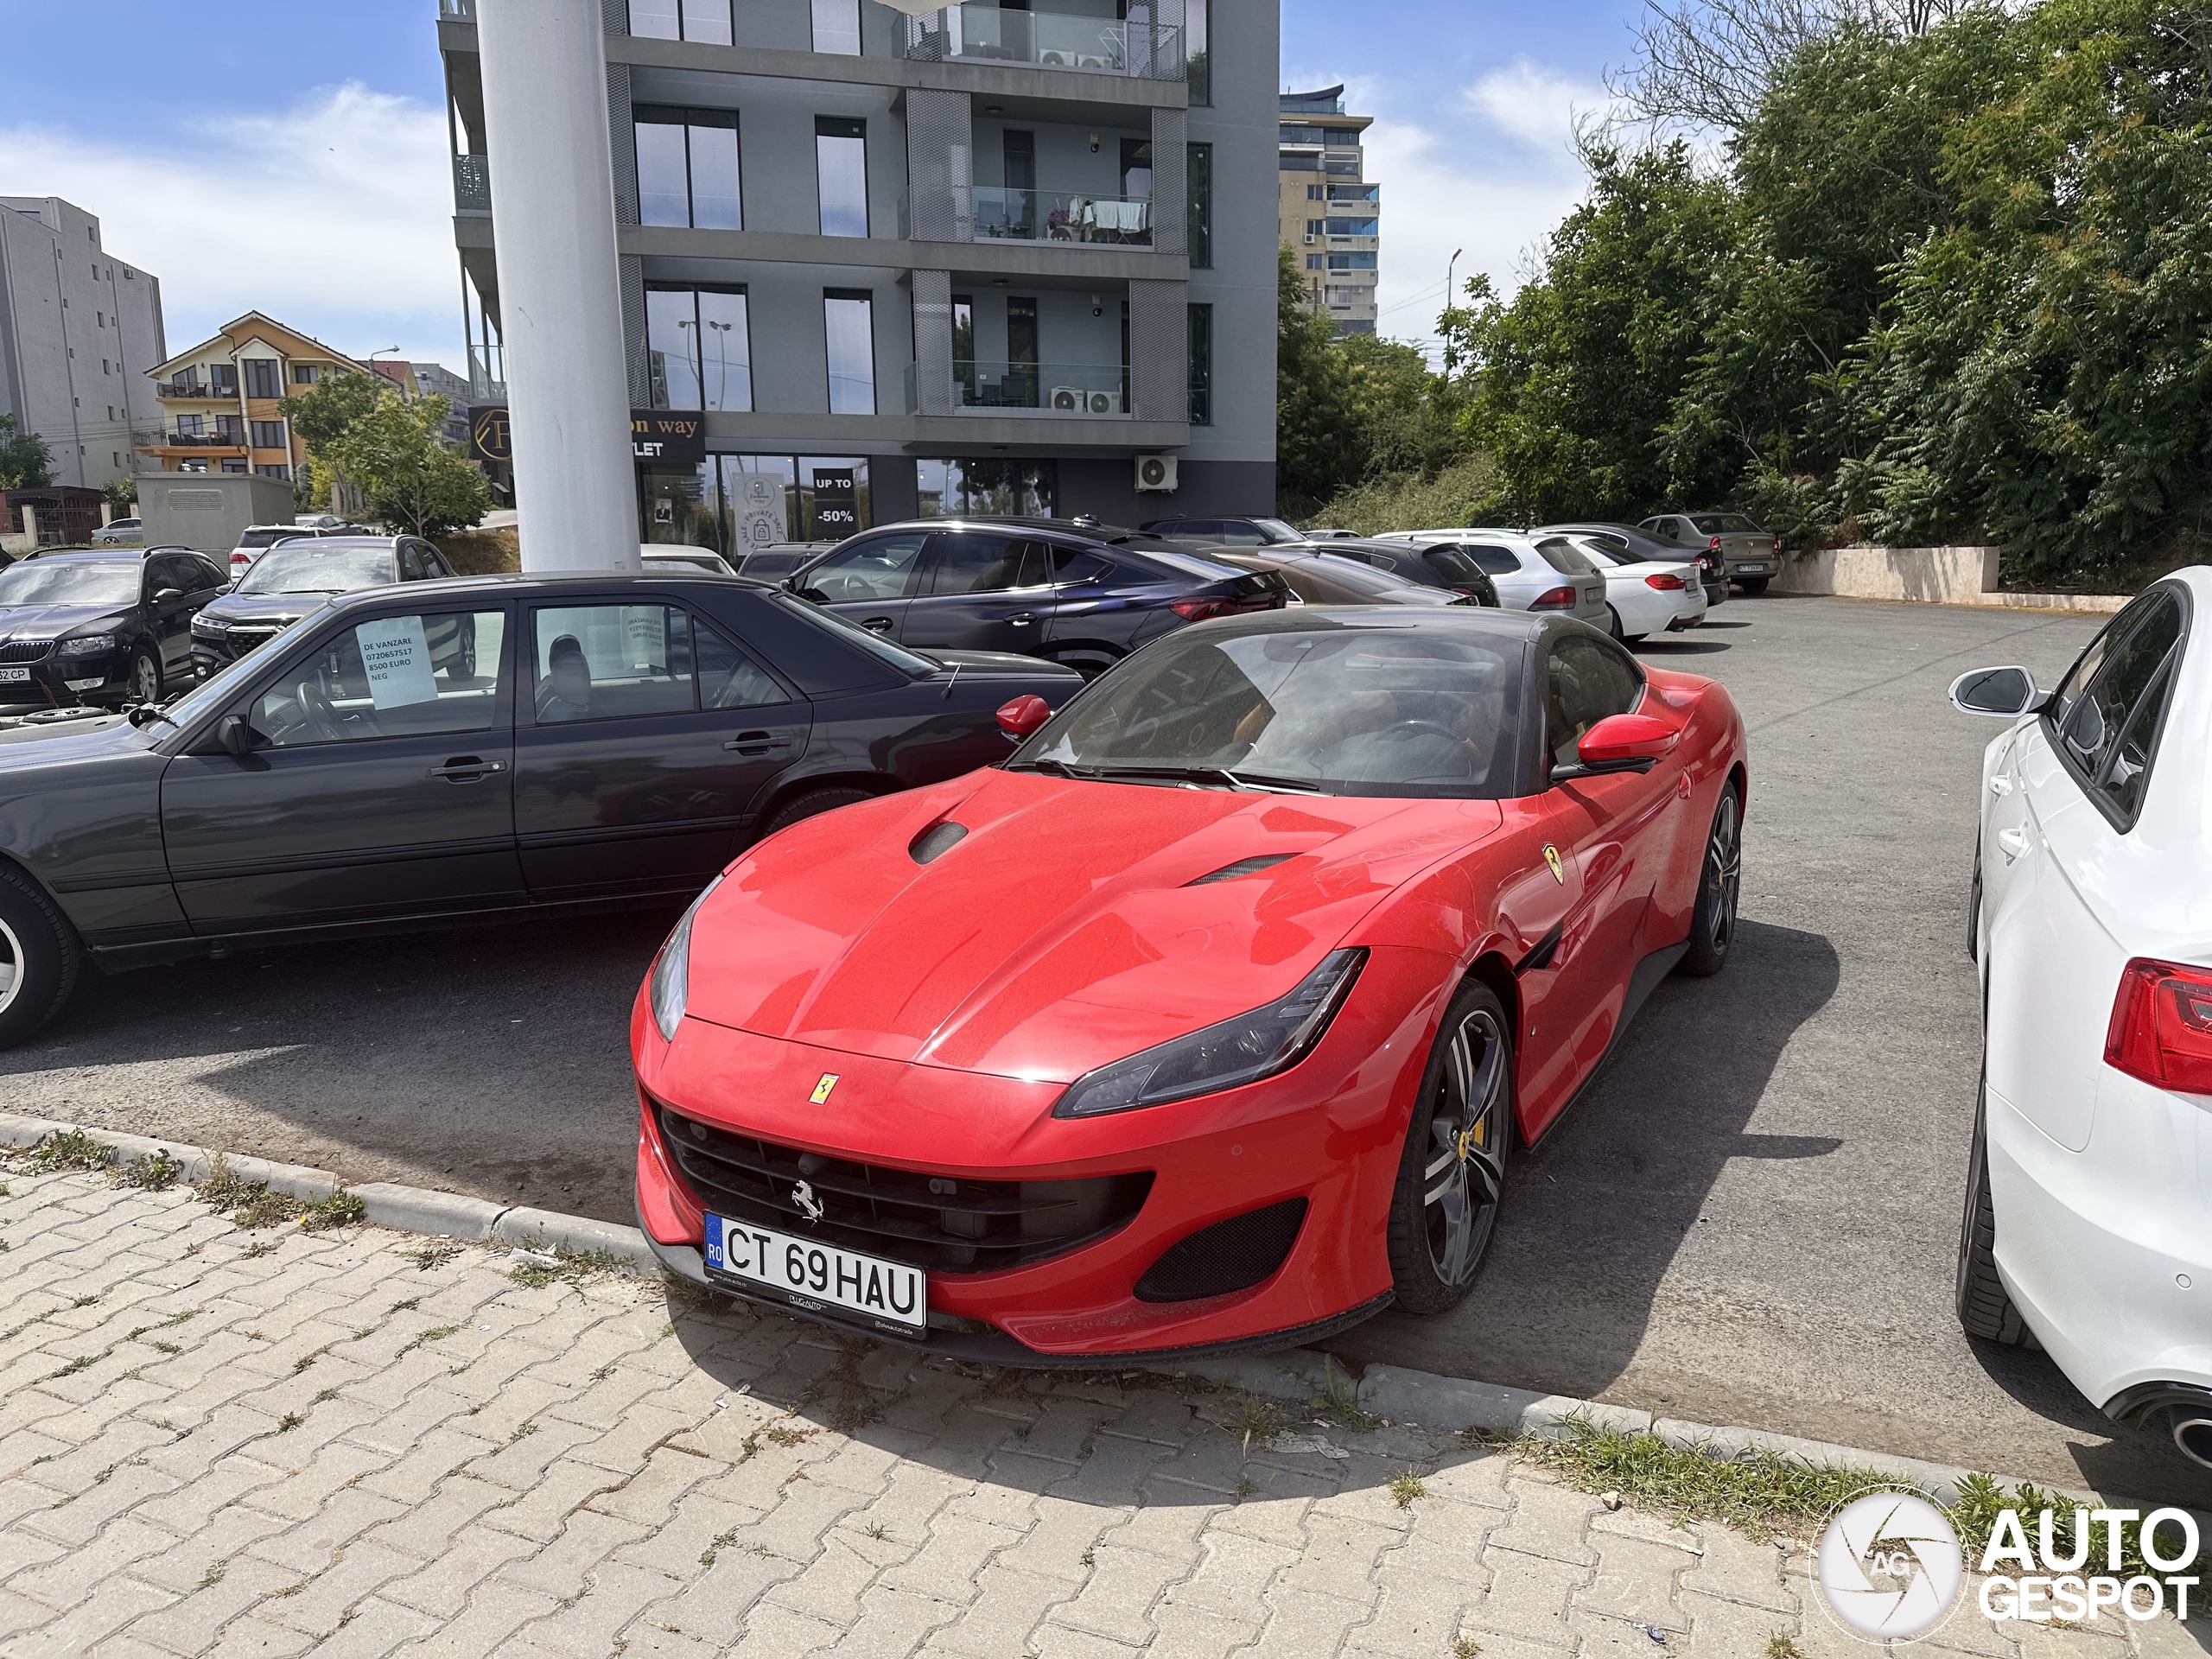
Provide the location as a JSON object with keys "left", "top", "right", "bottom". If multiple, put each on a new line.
{"left": 1277, "top": 85, "right": 1376, "bottom": 336}
{"left": 139, "top": 314, "right": 372, "bottom": 481}
{"left": 437, "top": 0, "right": 1276, "bottom": 554}
{"left": 0, "top": 197, "right": 166, "bottom": 490}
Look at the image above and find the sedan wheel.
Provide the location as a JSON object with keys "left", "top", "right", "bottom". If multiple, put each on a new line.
{"left": 1677, "top": 784, "right": 1741, "bottom": 977}
{"left": 1387, "top": 981, "right": 1512, "bottom": 1314}
{"left": 0, "top": 863, "right": 81, "bottom": 1049}
{"left": 126, "top": 648, "right": 161, "bottom": 705}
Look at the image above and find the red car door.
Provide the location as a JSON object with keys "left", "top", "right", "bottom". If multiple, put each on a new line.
{"left": 1516, "top": 632, "right": 1678, "bottom": 1139}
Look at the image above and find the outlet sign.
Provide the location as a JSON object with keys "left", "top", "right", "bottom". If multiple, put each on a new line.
{"left": 632, "top": 412, "right": 705, "bottom": 464}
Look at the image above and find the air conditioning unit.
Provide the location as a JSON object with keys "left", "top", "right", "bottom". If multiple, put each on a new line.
{"left": 1086, "top": 390, "right": 1116, "bottom": 415}
{"left": 1050, "top": 386, "right": 1083, "bottom": 411}
{"left": 1135, "top": 454, "right": 1178, "bottom": 493}
{"left": 1302, "top": 233, "right": 1315, "bottom": 244}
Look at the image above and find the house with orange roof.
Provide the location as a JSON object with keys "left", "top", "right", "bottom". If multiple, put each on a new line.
{"left": 137, "top": 312, "right": 377, "bottom": 481}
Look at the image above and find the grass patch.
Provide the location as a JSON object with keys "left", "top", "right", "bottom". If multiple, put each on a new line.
{"left": 1389, "top": 1471, "right": 1426, "bottom": 1510}
{"left": 1224, "top": 1395, "right": 1282, "bottom": 1447}
{"left": 762, "top": 1425, "right": 815, "bottom": 1449}
{"left": 113, "top": 1148, "right": 183, "bottom": 1191}
{"left": 230, "top": 1191, "right": 300, "bottom": 1230}
{"left": 30, "top": 1128, "right": 113, "bottom": 1173}
{"left": 298, "top": 1192, "right": 365, "bottom": 1232}
{"left": 1764, "top": 1637, "right": 1805, "bottom": 1659}
{"left": 45, "top": 1355, "right": 94, "bottom": 1380}
{"left": 193, "top": 1152, "right": 261, "bottom": 1212}
{"left": 1452, "top": 1638, "right": 1482, "bottom": 1659}
{"left": 510, "top": 1421, "right": 537, "bottom": 1443}
{"left": 507, "top": 1244, "right": 633, "bottom": 1290}
{"left": 239, "top": 1242, "right": 276, "bottom": 1260}
{"left": 1309, "top": 1358, "right": 1381, "bottom": 1433}
{"left": 400, "top": 1243, "right": 461, "bottom": 1271}
{"left": 276, "top": 1412, "right": 304, "bottom": 1432}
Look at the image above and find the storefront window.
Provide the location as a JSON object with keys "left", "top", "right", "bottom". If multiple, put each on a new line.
{"left": 916, "top": 459, "right": 1056, "bottom": 518}
{"left": 639, "top": 461, "right": 721, "bottom": 550}
{"left": 800, "top": 457, "right": 869, "bottom": 538}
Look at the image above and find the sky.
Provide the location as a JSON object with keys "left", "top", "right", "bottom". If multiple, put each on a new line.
{"left": 0, "top": 0, "right": 1647, "bottom": 374}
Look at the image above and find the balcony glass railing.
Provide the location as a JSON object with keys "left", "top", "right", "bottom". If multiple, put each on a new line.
{"left": 900, "top": 188, "right": 1153, "bottom": 245}
{"left": 438, "top": 0, "right": 475, "bottom": 18}
{"left": 453, "top": 154, "right": 491, "bottom": 213}
{"left": 908, "top": 360, "right": 1128, "bottom": 415}
{"left": 903, "top": 6, "right": 1182, "bottom": 78}
{"left": 469, "top": 345, "right": 506, "bottom": 405}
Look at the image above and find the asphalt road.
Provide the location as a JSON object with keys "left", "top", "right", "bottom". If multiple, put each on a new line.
{"left": 7, "top": 595, "right": 2201, "bottom": 1503}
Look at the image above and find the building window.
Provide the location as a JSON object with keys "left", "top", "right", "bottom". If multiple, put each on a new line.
{"left": 176, "top": 414, "right": 203, "bottom": 437}
{"left": 254, "top": 464, "right": 291, "bottom": 480}
{"left": 917, "top": 459, "right": 1056, "bottom": 518}
{"left": 1306, "top": 254, "right": 1324, "bottom": 270}
{"left": 814, "top": 117, "right": 868, "bottom": 237}
{"left": 628, "top": 0, "right": 731, "bottom": 44}
{"left": 1306, "top": 219, "right": 1324, "bottom": 236}
{"left": 635, "top": 107, "right": 742, "bottom": 230}
{"left": 810, "top": 0, "right": 861, "bottom": 54}
{"left": 216, "top": 415, "right": 244, "bottom": 442}
{"left": 1306, "top": 183, "right": 1325, "bottom": 200}
{"left": 1327, "top": 251, "right": 1378, "bottom": 270}
{"left": 1185, "top": 0, "right": 1208, "bottom": 105}
{"left": 1187, "top": 143, "right": 1211, "bottom": 270}
{"left": 1325, "top": 217, "right": 1379, "bottom": 237}
{"left": 242, "top": 359, "right": 282, "bottom": 398}
{"left": 207, "top": 363, "right": 237, "bottom": 397}
{"left": 1187, "top": 304, "right": 1211, "bottom": 426}
{"left": 250, "top": 421, "right": 286, "bottom": 449}
{"left": 646, "top": 285, "right": 752, "bottom": 411}
{"left": 218, "top": 460, "right": 244, "bottom": 474}
{"left": 823, "top": 291, "right": 875, "bottom": 414}
{"left": 292, "top": 364, "right": 320, "bottom": 384}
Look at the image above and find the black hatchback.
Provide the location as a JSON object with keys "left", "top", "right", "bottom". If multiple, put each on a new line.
{"left": 1288, "top": 537, "right": 1502, "bottom": 606}
{"left": 784, "top": 518, "right": 1288, "bottom": 678}
{"left": 0, "top": 547, "right": 228, "bottom": 708}
{"left": 191, "top": 534, "right": 461, "bottom": 677}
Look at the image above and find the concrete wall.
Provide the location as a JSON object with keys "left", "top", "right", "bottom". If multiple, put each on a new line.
{"left": 1772, "top": 544, "right": 2131, "bottom": 613}
{"left": 0, "top": 197, "right": 165, "bottom": 492}
{"left": 141, "top": 474, "right": 302, "bottom": 558}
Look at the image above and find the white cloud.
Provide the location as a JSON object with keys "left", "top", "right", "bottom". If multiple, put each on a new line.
{"left": 2, "top": 85, "right": 462, "bottom": 373}
{"left": 1337, "top": 64, "right": 1605, "bottom": 363}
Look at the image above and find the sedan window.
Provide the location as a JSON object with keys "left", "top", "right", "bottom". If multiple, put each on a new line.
{"left": 925, "top": 533, "right": 1052, "bottom": 594}
{"left": 796, "top": 533, "right": 929, "bottom": 604}
{"left": 1420, "top": 545, "right": 1485, "bottom": 584}
{"left": 2057, "top": 595, "right": 2180, "bottom": 798}
{"left": 1050, "top": 549, "right": 1112, "bottom": 584}
{"left": 694, "top": 615, "right": 791, "bottom": 710}
{"left": 1545, "top": 634, "right": 1643, "bottom": 768}
{"left": 1691, "top": 514, "right": 1761, "bottom": 534}
{"left": 251, "top": 610, "right": 505, "bottom": 747}
{"left": 531, "top": 604, "right": 696, "bottom": 724}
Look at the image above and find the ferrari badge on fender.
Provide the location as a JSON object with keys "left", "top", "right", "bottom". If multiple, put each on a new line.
{"left": 1543, "top": 845, "right": 1565, "bottom": 884}
{"left": 810, "top": 1073, "right": 840, "bottom": 1104}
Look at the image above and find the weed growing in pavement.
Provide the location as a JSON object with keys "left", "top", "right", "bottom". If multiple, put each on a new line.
{"left": 1764, "top": 1637, "right": 1804, "bottom": 1659}
{"left": 762, "top": 1425, "right": 814, "bottom": 1449}
{"left": 193, "top": 1152, "right": 261, "bottom": 1212}
{"left": 1947, "top": 1471, "right": 2201, "bottom": 1574}
{"left": 508, "top": 1244, "right": 631, "bottom": 1290}
{"left": 148, "top": 1341, "right": 181, "bottom": 1355}
{"left": 276, "top": 1412, "right": 303, "bottom": 1432}
{"left": 314, "top": 1389, "right": 339, "bottom": 1404}
{"left": 1235, "top": 1476, "right": 1258, "bottom": 1500}
{"left": 1224, "top": 1395, "right": 1282, "bottom": 1448}
{"left": 113, "top": 1148, "right": 182, "bottom": 1191}
{"left": 45, "top": 1355, "right": 93, "bottom": 1380}
{"left": 292, "top": 1354, "right": 316, "bottom": 1375}
{"left": 299, "top": 1192, "right": 365, "bottom": 1232}
{"left": 1081, "top": 1548, "right": 1096, "bottom": 1568}
{"left": 197, "top": 1564, "right": 226, "bottom": 1590}
{"left": 700, "top": 1527, "right": 740, "bottom": 1567}
{"left": 1452, "top": 1637, "right": 1482, "bottom": 1659}
{"left": 239, "top": 1242, "right": 276, "bottom": 1260}
{"left": 400, "top": 1242, "right": 461, "bottom": 1271}
{"left": 510, "top": 1422, "right": 537, "bottom": 1443}
{"left": 70, "top": 1294, "right": 99, "bottom": 1308}
{"left": 0, "top": 1180, "right": 10, "bottom": 1195}
{"left": 1309, "top": 1359, "right": 1381, "bottom": 1433}
{"left": 390, "top": 1298, "right": 421, "bottom": 1313}
{"left": 230, "top": 1190, "right": 300, "bottom": 1230}
{"left": 1513, "top": 1419, "right": 1879, "bottom": 1539}
{"left": 865, "top": 1522, "right": 887, "bottom": 1541}
{"left": 30, "top": 1129, "right": 113, "bottom": 1173}
{"left": 1389, "top": 1471, "right": 1426, "bottom": 1509}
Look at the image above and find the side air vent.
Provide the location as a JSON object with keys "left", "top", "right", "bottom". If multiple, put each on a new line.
{"left": 910, "top": 822, "right": 969, "bottom": 865}
{"left": 1134, "top": 1198, "right": 1308, "bottom": 1302}
{"left": 1185, "top": 854, "right": 1294, "bottom": 887}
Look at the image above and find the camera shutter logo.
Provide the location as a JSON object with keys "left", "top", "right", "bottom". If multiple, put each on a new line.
{"left": 1815, "top": 1491, "right": 1965, "bottom": 1643}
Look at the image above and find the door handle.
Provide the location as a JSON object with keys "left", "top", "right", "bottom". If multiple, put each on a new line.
{"left": 1997, "top": 826, "right": 2031, "bottom": 864}
{"left": 1988, "top": 775, "right": 2014, "bottom": 797}
{"left": 861, "top": 616, "right": 894, "bottom": 633}
{"left": 1008, "top": 612, "right": 1038, "bottom": 626}
{"left": 724, "top": 732, "right": 792, "bottom": 753}
{"left": 429, "top": 757, "right": 505, "bottom": 780}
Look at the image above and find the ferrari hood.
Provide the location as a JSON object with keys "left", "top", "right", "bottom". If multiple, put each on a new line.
{"left": 683, "top": 769, "right": 1502, "bottom": 1083}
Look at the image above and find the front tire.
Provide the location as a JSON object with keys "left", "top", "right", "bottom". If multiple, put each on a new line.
{"left": 124, "top": 646, "right": 162, "bottom": 705}
{"left": 1386, "top": 981, "right": 1513, "bottom": 1315}
{"left": 1676, "top": 783, "right": 1742, "bottom": 977}
{"left": 1605, "top": 605, "right": 1625, "bottom": 641}
{"left": 0, "top": 863, "right": 82, "bottom": 1049}
{"left": 757, "top": 785, "right": 876, "bottom": 840}
{"left": 1956, "top": 1078, "right": 2027, "bottom": 1344}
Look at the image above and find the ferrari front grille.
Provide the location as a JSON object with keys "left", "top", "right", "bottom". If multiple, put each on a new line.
{"left": 653, "top": 1101, "right": 1152, "bottom": 1275}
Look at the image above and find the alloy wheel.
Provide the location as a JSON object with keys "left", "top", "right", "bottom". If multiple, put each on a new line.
{"left": 1705, "top": 792, "right": 1741, "bottom": 956}
{"left": 1422, "top": 1006, "right": 1508, "bottom": 1287}
{"left": 130, "top": 653, "right": 159, "bottom": 702}
{"left": 0, "top": 913, "right": 22, "bottom": 1016}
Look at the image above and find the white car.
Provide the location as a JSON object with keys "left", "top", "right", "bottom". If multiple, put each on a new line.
{"left": 1948, "top": 567, "right": 2212, "bottom": 1468}
{"left": 639, "top": 543, "right": 739, "bottom": 577}
{"left": 1384, "top": 532, "right": 1611, "bottom": 630}
{"left": 1567, "top": 535, "right": 1707, "bottom": 642}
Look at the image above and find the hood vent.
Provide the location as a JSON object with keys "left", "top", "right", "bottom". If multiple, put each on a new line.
{"left": 1185, "top": 854, "right": 1294, "bottom": 887}
{"left": 909, "top": 821, "right": 969, "bottom": 865}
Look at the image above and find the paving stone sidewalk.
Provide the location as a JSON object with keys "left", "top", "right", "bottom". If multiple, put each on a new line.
{"left": 0, "top": 1166, "right": 2201, "bottom": 1659}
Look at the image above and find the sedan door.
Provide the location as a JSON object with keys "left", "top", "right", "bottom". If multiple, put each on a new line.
{"left": 901, "top": 532, "right": 1058, "bottom": 655}
{"left": 791, "top": 530, "right": 930, "bottom": 639}
{"left": 161, "top": 602, "right": 523, "bottom": 931}
{"left": 513, "top": 599, "right": 810, "bottom": 899}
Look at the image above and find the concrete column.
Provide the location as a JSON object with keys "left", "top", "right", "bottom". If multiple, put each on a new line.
{"left": 477, "top": 0, "right": 638, "bottom": 571}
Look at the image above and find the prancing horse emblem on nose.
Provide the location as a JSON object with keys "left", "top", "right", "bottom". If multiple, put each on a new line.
{"left": 1543, "top": 844, "right": 1564, "bottom": 884}
{"left": 791, "top": 1181, "right": 825, "bottom": 1224}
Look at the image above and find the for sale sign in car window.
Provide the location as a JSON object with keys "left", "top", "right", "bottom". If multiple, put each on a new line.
{"left": 355, "top": 616, "right": 440, "bottom": 709}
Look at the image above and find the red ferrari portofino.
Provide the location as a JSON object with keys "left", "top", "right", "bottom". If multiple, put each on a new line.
{"left": 632, "top": 608, "right": 1746, "bottom": 1362}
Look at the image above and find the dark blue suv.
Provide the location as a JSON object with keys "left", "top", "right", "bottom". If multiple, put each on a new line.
{"left": 784, "top": 518, "right": 1288, "bottom": 678}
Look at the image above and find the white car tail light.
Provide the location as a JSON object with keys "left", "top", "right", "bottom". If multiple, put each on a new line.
{"left": 2105, "top": 958, "right": 2212, "bottom": 1093}
{"left": 1530, "top": 585, "right": 1577, "bottom": 611}
{"left": 1644, "top": 573, "right": 1688, "bottom": 590}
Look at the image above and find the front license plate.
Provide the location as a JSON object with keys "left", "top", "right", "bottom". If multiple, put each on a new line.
{"left": 703, "top": 1213, "right": 927, "bottom": 1336}
{"left": 0, "top": 667, "right": 28, "bottom": 683}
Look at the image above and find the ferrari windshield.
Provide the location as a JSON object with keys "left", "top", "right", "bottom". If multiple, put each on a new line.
{"left": 1014, "top": 623, "right": 1522, "bottom": 797}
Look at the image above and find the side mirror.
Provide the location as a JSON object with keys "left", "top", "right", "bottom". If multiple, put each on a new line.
{"left": 155, "top": 588, "right": 182, "bottom": 602}
{"left": 1948, "top": 665, "right": 2040, "bottom": 718}
{"left": 216, "top": 714, "right": 252, "bottom": 759}
{"left": 996, "top": 694, "right": 1052, "bottom": 741}
{"left": 1555, "top": 713, "right": 1678, "bottom": 781}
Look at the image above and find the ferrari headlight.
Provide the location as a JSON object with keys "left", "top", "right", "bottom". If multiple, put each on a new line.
{"left": 1052, "top": 948, "right": 1367, "bottom": 1119}
{"left": 648, "top": 874, "right": 724, "bottom": 1042}
{"left": 58, "top": 633, "right": 116, "bottom": 657}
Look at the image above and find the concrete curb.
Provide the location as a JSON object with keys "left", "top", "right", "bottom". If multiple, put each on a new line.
{"left": 0, "top": 1109, "right": 2190, "bottom": 1516}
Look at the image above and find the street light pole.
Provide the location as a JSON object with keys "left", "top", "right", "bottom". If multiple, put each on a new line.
{"left": 477, "top": 0, "right": 638, "bottom": 571}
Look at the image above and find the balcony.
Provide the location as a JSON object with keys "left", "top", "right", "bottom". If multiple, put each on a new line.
{"left": 902, "top": 5, "right": 1182, "bottom": 78}
{"left": 902, "top": 187, "right": 1152, "bottom": 246}
{"left": 453, "top": 153, "right": 490, "bottom": 213}
{"left": 908, "top": 360, "right": 1128, "bottom": 416}
{"left": 469, "top": 345, "right": 505, "bottom": 404}
{"left": 157, "top": 379, "right": 230, "bottom": 401}
{"left": 439, "top": 0, "right": 474, "bottom": 16}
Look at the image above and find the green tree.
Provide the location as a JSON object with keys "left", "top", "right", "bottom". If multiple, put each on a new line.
{"left": 100, "top": 476, "right": 137, "bottom": 515}
{"left": 326, "top": 392, "right": 490, "bottom": 538}
{"left": 0, "top": 415, "right": 54, "bottom": 490}
{"left": 1275, "top": 245, "right": 1361, "bottom": 514}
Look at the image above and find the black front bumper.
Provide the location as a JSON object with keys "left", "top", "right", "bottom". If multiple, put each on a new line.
{"left": 0, "top": 655, "right": 124, "bottom": 704}
{"left": 638, "top": 1193, "right": 1394, "bottom": 1369}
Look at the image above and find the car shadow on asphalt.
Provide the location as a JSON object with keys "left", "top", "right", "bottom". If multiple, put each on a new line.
{"left": 1637, "top": 639, "right": 1732, "bottom": 656}
{"left": 1963, "top": 1335, "right": 2212, "bottom": 1504}
{"left": 1325, "top": 917, "right": 1841, "bottom": 1400}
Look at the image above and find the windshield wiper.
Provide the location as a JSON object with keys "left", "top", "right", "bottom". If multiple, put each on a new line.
{"left": 1003, "top": 757, "right": 1099, "bottom": 779}
{"left": 1082, "top": 765, "right": 1321, "bottom": 794}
